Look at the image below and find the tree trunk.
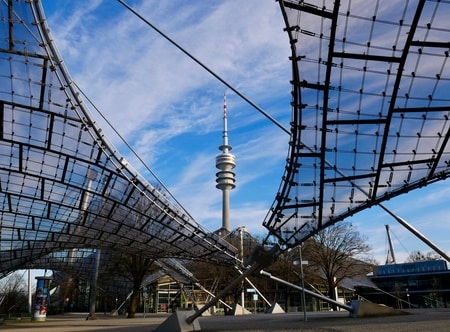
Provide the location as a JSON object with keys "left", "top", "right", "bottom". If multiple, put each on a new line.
{"left": 127, "top": 286, "right": 139, "bottom": 318}
{"left": 328, "top": 279, "right": 338, "bottom": 311}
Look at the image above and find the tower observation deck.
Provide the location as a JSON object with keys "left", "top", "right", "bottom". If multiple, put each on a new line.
{"left": 216, "top": 93, "right": 236, "bottom": 232}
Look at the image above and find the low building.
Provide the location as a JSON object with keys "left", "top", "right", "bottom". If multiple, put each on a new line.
{"left": 356, "top": 260, "right": 450, "bottom": 308}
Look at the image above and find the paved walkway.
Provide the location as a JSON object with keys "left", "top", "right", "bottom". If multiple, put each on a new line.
{"left": 0, "top": 309, "right": 449, "bottom": 332}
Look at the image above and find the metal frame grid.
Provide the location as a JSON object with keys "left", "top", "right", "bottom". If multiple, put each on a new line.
{"left": 264, "top": 0, "right": 450, "bottom": 248}
{"left": 0, "top": 0, "right": 238, "bottom": 278}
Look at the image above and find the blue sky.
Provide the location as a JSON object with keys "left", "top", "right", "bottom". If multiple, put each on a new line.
{"left": 39, "top": 0, "right": 450, "bottom": 265}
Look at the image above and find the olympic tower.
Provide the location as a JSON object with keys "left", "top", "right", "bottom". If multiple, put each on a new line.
{"left": 215, "top": 93, "right": 236, "bottom": 233}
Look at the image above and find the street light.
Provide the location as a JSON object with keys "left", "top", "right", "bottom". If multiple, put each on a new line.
{"left": 406, "top": 288, "right": 410, "bottom": 309}
{"left": 292, "top": 246, "right": 308, "bottom": 321}
{"left": 236, "top": 226, "right": 247, "bottom": 313}
{"left": 85, "top": 169, "right": 99, "bottom": 320}
{"left": 298, "top": 244, "right": 307, "bottom": 321}
{"left": 284, "top": 230, "right": 308, "bottom": 321}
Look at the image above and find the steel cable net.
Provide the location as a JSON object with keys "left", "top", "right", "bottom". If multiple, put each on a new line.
{"left": 264, "top": 0, "right": 450, "bottom": 248}
{"left": 0, "top": 0, "right": 238, "bottom": 278}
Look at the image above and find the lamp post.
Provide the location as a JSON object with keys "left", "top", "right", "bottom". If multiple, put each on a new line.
{"left": 284, "top": 230, "right": 307, "bottom": 321}
{"left": 84, "top": 169, "right": 99, "bottom": 320}
{"left": 298, "top": 245, "right": 307, "bottom": 321}
{"left": 237, "top": 226, "right": 247, "bottom": 314}
{"left": 143, "top": 291, "right": 147, "bottom": 318}
{"left": 406, "top": 288, "right": 410, "bottom": 309}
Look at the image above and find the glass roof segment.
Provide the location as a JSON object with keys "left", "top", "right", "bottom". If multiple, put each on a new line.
{"left": 0, "top": 0, "right": 238, "bottom": 277}
{"left": 264, "top": 0, "right": 450, "bottom": 247}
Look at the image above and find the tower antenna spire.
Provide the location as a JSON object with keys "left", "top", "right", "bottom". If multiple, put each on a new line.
{"left": 216, "top": 92, "right": 236, "bottom": 233}
{"left": 223, "top": 92, "right": 229, "bottom": 149}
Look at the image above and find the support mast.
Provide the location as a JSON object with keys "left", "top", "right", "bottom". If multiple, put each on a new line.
{"left": 385, "top": 224, "right": 396, "bottom": 265}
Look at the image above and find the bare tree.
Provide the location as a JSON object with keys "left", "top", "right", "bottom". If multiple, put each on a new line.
{"left": 53, "top": 275, "right": 78, "bottom": 313}
{"left": 264, "top": 249, "right": 299, "bottom": 311}
{"left": 304, "top": 221, "right": 373, "bottom": 309}
{"left": 111, "top": 252, "right": 155, "bottom": 318}
{"left": 406, "top": 250, "right": 440, "bottom": 262}
{"left": 107, "top": 188, "right": 165, "bottom": 318}
{"left": 0, "top": 272, "right": 28, "bottom": 314}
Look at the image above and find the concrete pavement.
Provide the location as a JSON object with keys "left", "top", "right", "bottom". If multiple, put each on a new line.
{"left": 0, "top": 309, "right": 449, "bottom": 332}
